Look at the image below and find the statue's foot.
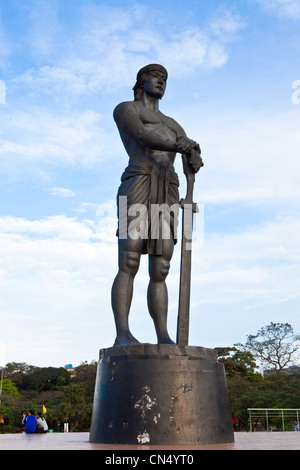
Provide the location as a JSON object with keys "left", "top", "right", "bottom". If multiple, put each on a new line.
{"left": 114, "top": 331, "right": 141, "bottom": 347}
{"left": 157, "top": 335, "right": 176, "bottom": 345}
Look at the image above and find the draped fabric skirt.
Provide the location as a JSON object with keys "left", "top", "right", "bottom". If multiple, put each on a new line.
{"left": 116, "top": 161, "right": 180, "bottom": 255}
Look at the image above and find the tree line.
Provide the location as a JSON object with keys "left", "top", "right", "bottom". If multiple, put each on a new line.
{"left": 0, "top": 361, "right": 97, "bottom": 433}
{"left": 0, "top": 322, "right": 299, "bottom": 433}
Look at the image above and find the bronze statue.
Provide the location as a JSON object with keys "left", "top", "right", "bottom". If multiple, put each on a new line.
{"left": 90, "top": 67, "right": 234, "bottom": 448}
{"left": 112, "top": 64, "right": 203, "bottom": 346}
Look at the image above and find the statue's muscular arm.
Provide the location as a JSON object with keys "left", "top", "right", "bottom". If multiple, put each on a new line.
{"left": 114, "top": 102, "right": 180, "bottom": 153}
{"left": 114, "top": 102, "right": 197, "bottom": 155}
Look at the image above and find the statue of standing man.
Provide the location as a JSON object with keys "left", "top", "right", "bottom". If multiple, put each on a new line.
{"left": 112, "top": 64, "right": 203, "bottom": 347}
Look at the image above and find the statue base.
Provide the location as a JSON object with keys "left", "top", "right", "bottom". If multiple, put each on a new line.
{"left": 89, "top": 344, "right": 234, "bottom": 445}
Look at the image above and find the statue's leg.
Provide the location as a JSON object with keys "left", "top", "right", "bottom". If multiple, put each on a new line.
{"left": 147, "top": 236, "right": 175, "bottom": 344}
{"left": 111, "top": 240, "right": 143, "bottom": 346}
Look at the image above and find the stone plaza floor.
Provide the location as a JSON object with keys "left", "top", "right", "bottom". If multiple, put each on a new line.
{"left": 0, "top": 431, "right": 299, "bottom": 451}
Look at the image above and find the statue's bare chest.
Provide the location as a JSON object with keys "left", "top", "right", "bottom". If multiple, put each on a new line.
{"left": 138, "top": 107, "right": 178, "bottom": 138}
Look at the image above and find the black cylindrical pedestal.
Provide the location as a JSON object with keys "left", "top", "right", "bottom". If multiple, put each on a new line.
{"left": 89, "top": 344, "right": 234, "bottom": 445}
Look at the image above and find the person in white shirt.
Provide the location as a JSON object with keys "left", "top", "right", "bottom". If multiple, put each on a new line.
{"left": 36, "top": 411, "right": 48, "bottom": 433}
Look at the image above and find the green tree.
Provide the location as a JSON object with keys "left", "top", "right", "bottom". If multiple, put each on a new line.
{"left": 38, "top": 362, "right": 97, "bottom": 432}
{"left": 227, "top": 375, "right": 277, "bottom": 429}
{"left": 1, "top": 379, "right": 19, "bottom": 397}
{"left": 21, "top": 367, "right": 71, "bottom": 393}
{"left": 73, "top": 361, "right": 97, "bottom": 383}
{"left": 238, "top": 322, "right": 300, "bottom": 373}
{"left": 215, "top": 346, "right": 258, "bottom": 378}
{"left": 0, "top": 378, "right": 23, "bottom": 432}
{"left": 4, "top": 362, "right": 40, "bottom": 389}
{"left": 47, "top": 382, "right": 93, "bottom": 432}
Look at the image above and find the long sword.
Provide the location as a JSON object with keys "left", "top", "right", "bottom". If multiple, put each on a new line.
{"left": 176, "top": 151, "right": 201, "bottom": 346}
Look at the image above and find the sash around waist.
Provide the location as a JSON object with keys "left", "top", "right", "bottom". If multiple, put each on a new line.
{"left": 121, "top": 161, "right": 179, "bottom": 187}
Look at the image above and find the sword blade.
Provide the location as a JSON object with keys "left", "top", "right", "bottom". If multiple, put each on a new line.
{"left": 176, "top": 206, "right": 194, "bottom": 346}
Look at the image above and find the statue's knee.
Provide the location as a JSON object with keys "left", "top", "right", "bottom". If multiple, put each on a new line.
{"left": 161, "top": 260, "right": 170, "bottom": 279}
{"left": 123, "top": 253, "right": 140, "bottom": 275}
{"left": 150, "top": 259, "right": 170, "bottom": 282}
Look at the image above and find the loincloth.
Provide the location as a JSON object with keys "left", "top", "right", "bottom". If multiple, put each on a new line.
{"left": 116, "top": 161, "right": 180, "bottom": 255}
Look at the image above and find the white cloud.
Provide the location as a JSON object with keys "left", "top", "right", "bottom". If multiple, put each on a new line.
{"left": 185, "top": 108, "right": 300, "bottom": 207}
{"left": 0, "top": 215, "right": 120, "bottom": 287}
{"left": 0, "top": 109, "right": 115, "bottom": 168}
{"left": 2, "top": 1, "right": 300, "bottom": 363}
{"left": 209, "top": 10, "right": 247, "bottom": 37}
{"left": 255, "top": 0, "right": 300, "bottom": 19}
{"left": 159, "top": 28, "right": 228, "bottom": 75}
{"left": 10, "top": 5, "right": 245, "bottom": 97}
{"left": 25, "top": 0, "right": 62, "bottom": 59}
{"left": 1, "top": 210, "right": 300, "bottom": 364}
{"left": 0, "top": 10, "right": 12, "bottom": 67}
{"left": 0, "top": 215, "right": 118, "bottom": 365}
{"left": 50, "top": 187, "right": 76, "bottom": 198}
{"left": 190, "top": 213, "right": 300, "bottom": 306}
{"left": 0, "top": 6, "right": 247, "bottom": 176}
{"left": 0, "top": 215, "right": 97, "bottom": 241}
{"left": 183, "top": 211, "right": 300, "bottom": 347}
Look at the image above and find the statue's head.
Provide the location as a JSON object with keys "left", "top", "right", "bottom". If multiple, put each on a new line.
{"left": 133, "top": 64, "right": 168, "bottom": 101}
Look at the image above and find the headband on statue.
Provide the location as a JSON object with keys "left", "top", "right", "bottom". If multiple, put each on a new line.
{"left": 136, "top": 64, "right": 168, "bottom": 80}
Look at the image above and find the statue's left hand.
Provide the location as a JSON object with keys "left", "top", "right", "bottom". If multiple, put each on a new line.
{"left": 177, "top": 136, "right": 200, "bottom": 155}
{"left": 189, "top": 148, "right": 204, "bottom": 173}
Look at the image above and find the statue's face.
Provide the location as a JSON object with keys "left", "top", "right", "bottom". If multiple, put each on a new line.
{"left": 143, "top": 71, "right": 167, "bottom": 99}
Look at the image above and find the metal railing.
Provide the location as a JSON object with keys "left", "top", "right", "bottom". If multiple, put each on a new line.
{"left": 248, "top": 408, "right": 300, "bottom": 432}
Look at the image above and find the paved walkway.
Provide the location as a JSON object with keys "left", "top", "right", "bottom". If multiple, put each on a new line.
{"left": 0, "top": 432, "right": 299, "bottom": 450}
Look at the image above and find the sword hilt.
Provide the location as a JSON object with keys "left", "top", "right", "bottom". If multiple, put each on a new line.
{"left": 180, "top": 157, "right": 199, "bottom": 213}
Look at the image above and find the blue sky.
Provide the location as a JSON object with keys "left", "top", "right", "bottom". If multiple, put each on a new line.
{"left": 0, "top": 0, "right": 300, "bottom": 367}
